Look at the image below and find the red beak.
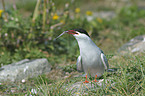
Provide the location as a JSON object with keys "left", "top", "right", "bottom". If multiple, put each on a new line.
{"left": 67, "top": 30, "right": 78, "bottom": 35}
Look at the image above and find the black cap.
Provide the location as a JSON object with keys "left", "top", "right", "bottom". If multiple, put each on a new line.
{"left": 73, "top": 28, "right": 90, "bottom": 37}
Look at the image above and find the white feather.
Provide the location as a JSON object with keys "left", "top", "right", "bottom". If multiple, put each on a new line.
{"left": 101, "top": 53, "right": 107, "bottom": 70}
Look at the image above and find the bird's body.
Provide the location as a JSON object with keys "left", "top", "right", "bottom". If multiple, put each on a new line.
{"left": 74, "top": 31, "right": 109, "bottom": 77}
{"left": 56, "top": 28, "right": 109, "bottom": 83}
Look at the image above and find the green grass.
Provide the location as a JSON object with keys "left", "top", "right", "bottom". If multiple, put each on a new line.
{"left": 1, "top": 54, "right": 144, "bottom": 95}
{"left": 0, "top": 0, "right": 145, "bottom": 95}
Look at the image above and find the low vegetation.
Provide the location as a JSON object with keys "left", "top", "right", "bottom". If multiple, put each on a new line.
{"left": 0, "top": 0, "right": 145, "bottom": 95}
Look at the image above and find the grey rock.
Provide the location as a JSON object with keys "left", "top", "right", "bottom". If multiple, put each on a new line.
{"left": 0, "top": 58, "right": 51, "bottom": 82}
{"left": 93, "top": 11, "right": 116, "bottom": 19}
{"left": 118, "top": 35, "right": 145, "bottom": 55}
{"left": 86, "top": 11, "right": 116, "bottom": 21}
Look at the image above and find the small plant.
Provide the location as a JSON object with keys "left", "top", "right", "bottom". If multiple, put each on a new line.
{"left": 0, "top": 0, "right": 145, "bottom": 95}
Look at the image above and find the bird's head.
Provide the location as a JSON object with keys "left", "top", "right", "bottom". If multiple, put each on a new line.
{"left": 54, "top": 28, "right": 90, "bottom": 41}
{"left": 67, "top": 29, "right": 90, "bottom": 39}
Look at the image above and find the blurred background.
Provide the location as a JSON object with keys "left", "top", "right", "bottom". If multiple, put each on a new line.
{"left": 0, "top": 0, "right": 145, "bottom": 67}
{"left": 0, "top": 0, "right": 145, "bottom": 95}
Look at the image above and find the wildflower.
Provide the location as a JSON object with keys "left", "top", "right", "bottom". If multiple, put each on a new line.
{"left": 65, "top": 3, "right": 69, "bottom": 8}
{"left": 60, "top": 20, "right": 65, "bottom": 24}
{"left": 15, "top": 18, "right": 18, "bottom": 22}
{"left": 22, "top": 79, "right": 26, "bottom": 83}
{"left": 31, "top": 89, "right": 37, "bottom": 94}
{"left": 97, "top": 18, "right": 103, "bottom": 23}
{"left": 52, "top": 14, "right": 59, "bottom": 20}
{"left": 86, "top": 11, "right": 93, "bottom": 16}
{"left": 1, "top": 52, "right": 4, "bottom": 55}
{"left": 11, "top": 17, "right": 14, "bottom": 20}
{"left": 5, "top": 33, "right": 8, "bottom": 37}
{"left": 75, "top": 8, "right": 80, "bottom": 13}
{"left": 0, "top": 10, "right": 4, "bottom": 17}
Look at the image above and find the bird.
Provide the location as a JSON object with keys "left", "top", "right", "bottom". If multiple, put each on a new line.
{"left": 66, "top": 28, "right": 109, "bottom": 83}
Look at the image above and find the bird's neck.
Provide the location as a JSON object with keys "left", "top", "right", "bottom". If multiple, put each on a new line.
{"left": 75, "top": 36, "right": 97, "bottom": 54}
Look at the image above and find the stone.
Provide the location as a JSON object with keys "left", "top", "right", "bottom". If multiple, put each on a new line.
{"left": 0, "top": 58, "right": 51, "bottom": 82}
{"left": 86, "top": 11, "right": 116, "bottom": 21}
{"left": 118, "top": 35, "right": 145, "bottom": 55}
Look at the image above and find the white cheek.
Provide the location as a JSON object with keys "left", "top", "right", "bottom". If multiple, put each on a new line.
{"left": 73, "top": 34, "right": 81, "bottom": 38}
{"left": 74, "top": 34, "right": 89, "bottom": 41}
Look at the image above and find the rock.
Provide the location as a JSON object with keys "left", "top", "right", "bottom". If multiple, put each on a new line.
{"left": 93, "top": 11, "right": 116, "bottom": 19}
{"left": 0, "top": 58, "right": 51, "bottom": 82}
{"left": 118, "top": 35, "right": 145, "bottom": 55}
{"left": 86, "top": 11, "right": 116, "bottom": 21}
{"left": 65, "top": 79, "right": 114, "bottom": 95}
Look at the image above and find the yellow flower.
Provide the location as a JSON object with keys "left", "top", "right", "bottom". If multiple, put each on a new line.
{"left": 97, "top": 18, "right": 103, "bottom": 23}
{"left": 75, "top": 8, "right": 80, "bottom": 13}
{"left": 52, "top": 14, "right": 59, "bottom": 20}
{"left": 0, "top": 10, "right": 4, "bottom": 17}
{"left": 60, "top": 20, "right": 65, "bottom": 24}
{"left": 86, "top": 11, "right": 93, "bottom": 16}
{"left": 1, "top": 52, "right": 4, "bottom": 55}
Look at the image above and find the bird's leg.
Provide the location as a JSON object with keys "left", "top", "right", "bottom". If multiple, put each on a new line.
{"left": 83, "top": 74, "right": 89, "bottom": 83}
{"left": 92, "top": 75, "right": 98, "bottom": 82}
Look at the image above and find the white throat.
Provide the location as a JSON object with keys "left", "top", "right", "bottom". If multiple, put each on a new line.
{"left": 73, "top": 34, "right": 98, "bottom": 55}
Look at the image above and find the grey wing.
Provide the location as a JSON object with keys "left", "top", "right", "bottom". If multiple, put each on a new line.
{"left": 101, "top": 53, "right": 109, "bottom": 70}
{"left": 76, "top": 56, "right": 84, "bottom": 72}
